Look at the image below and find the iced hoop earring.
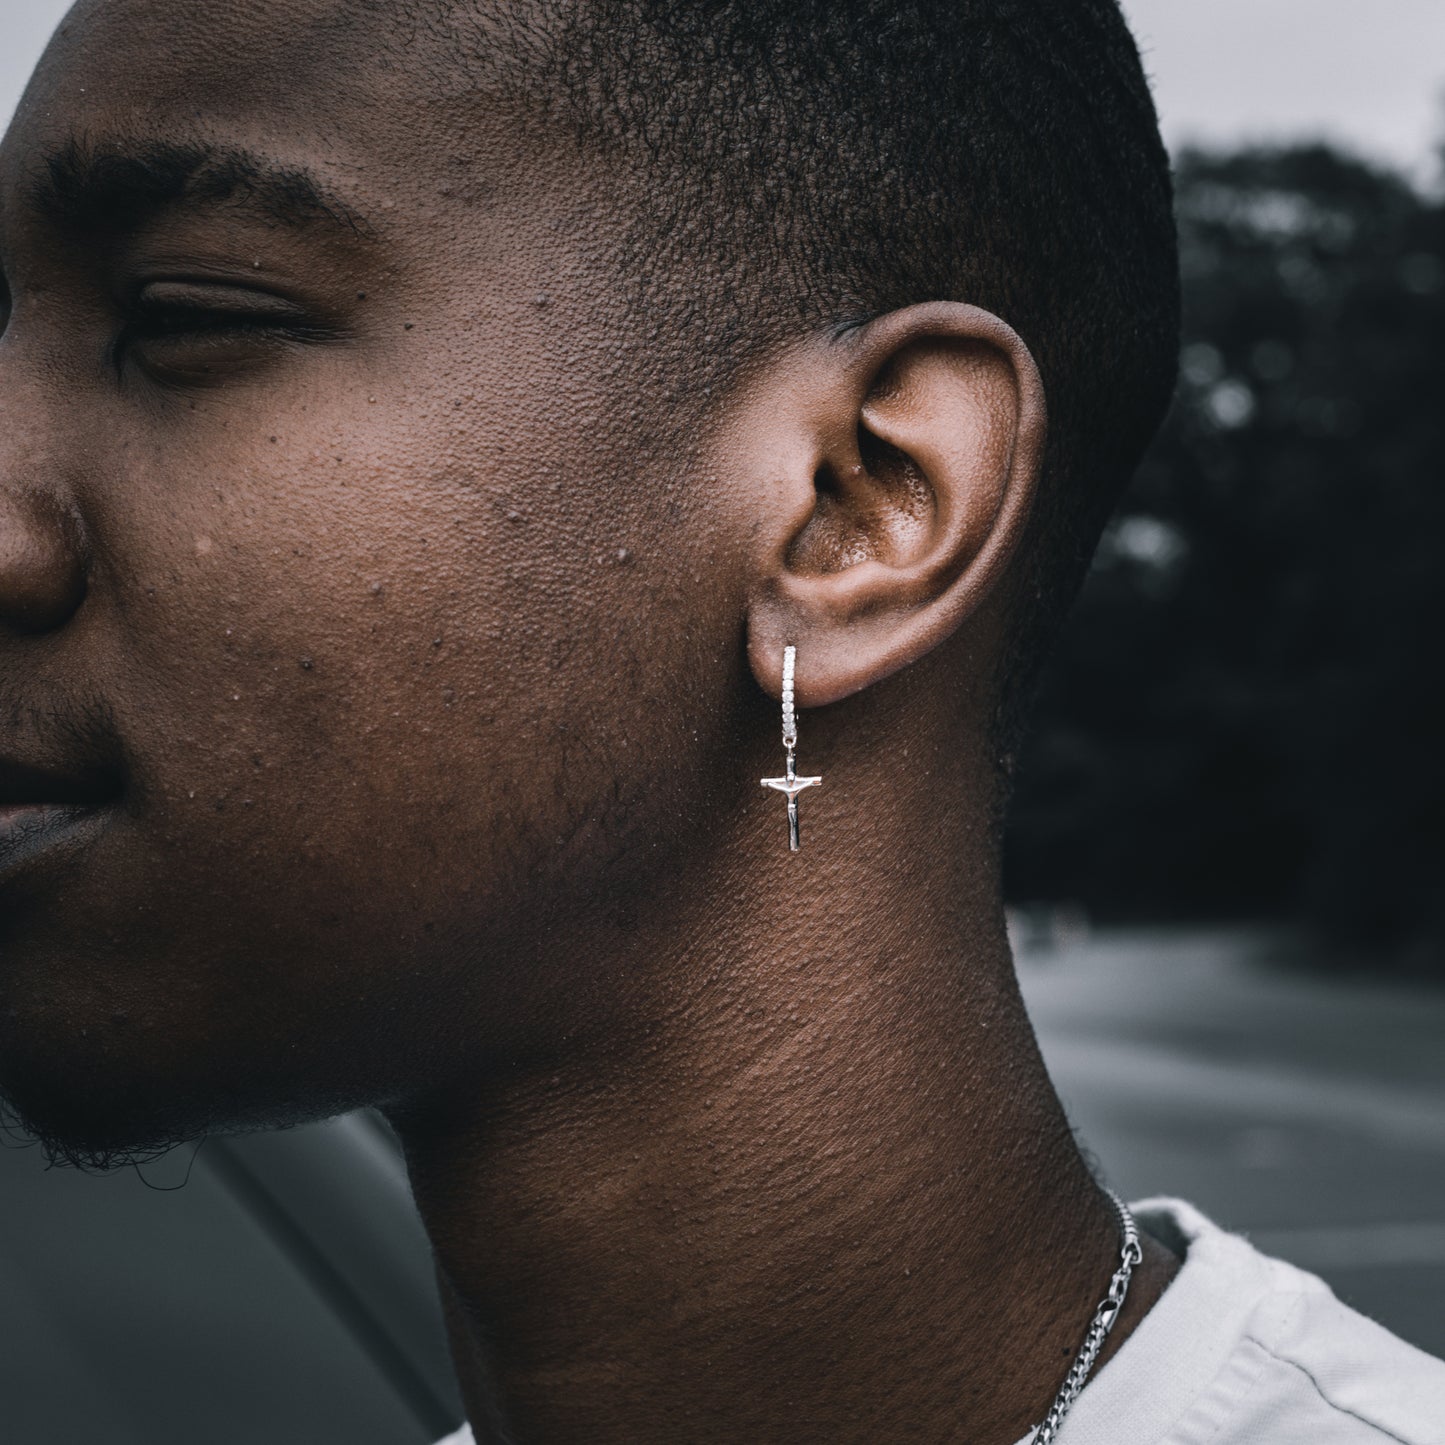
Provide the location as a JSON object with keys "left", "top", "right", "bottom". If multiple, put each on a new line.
{"left": 760, "top": 645, "right": 822, "bottom": 853}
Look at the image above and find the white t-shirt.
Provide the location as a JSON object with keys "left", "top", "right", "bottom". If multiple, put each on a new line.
{"left": 433, "top": 1197, "right": 1445, "bottom": 1444}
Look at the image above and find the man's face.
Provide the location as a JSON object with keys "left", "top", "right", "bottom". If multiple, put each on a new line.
{"left": 0, "top": 0, "right": 745, "bottom": 1156}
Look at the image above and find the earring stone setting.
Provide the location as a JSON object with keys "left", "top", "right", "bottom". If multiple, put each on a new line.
{"left": 760, "top": 645, "right": 822, "bottom": 852}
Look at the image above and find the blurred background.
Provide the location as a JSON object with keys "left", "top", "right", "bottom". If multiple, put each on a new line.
{"left": 1005, "top": 0, "right": 1445, "bottom": 1362}
{"left": 0, "top": 3, "right": 1442, "bottom": 1440}
{"left": 1010, "top": 0, "right": 1445, "bottom": 974}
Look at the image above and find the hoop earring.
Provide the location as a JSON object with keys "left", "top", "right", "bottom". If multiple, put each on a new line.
{"left": 760, "top": 645, "right": 822, "bottom": 853}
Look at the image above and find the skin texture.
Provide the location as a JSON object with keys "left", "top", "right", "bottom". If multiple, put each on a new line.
{"left": 0, "top": 1, "right": 1177, "bottom": 1440}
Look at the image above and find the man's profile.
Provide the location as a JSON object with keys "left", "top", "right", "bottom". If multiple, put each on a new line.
{"left": 0, "top": 1, "right": 1441, "bottom": 1441}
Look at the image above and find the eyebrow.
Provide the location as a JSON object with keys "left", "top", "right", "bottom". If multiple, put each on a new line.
{"left": 28, "top": 135, "right": 373, "bottom": 241}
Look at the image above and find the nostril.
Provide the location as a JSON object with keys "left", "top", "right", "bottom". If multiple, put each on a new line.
{"left": 0, "top": 489, "right": 89, "bottom": 635}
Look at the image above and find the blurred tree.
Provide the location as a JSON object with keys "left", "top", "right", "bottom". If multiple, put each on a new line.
{"left": 1005, "top": 142, "right": 1445, "bottom": 972}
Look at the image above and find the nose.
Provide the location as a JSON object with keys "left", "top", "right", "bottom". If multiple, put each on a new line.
{"left": 0, "top": 487, "right": 88, "bottom": 634}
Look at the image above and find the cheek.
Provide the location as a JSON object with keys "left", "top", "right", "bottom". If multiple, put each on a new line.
{"left": 67, "top": 385, "right": 713, "bottom": 1024}
{"left": 118, "top": 419, "right": 539, "bottom": 866}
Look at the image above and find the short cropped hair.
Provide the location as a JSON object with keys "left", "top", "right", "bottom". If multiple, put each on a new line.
{"left": 428, "top": 0, "right": 1179, "bottom": 743}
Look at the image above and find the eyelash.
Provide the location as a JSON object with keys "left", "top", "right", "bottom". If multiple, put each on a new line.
{"left": 116, "top": 297, "right": 332, "bottom": 381}
{"left": 126, "top": 302, "right": 300, "bottom": 343}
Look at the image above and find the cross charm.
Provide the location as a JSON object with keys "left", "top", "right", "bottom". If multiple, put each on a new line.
{"left": 761, "top": 745, "right": 822, "bottom": 853}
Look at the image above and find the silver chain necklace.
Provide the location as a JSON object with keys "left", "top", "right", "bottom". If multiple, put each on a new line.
{"left": 1029, "top": 1191, "right": 1142, "bottom": 1444}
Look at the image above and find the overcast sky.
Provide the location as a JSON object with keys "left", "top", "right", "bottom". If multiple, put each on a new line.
{"left": 2, "top": 0, "right": 1444, "bottom": 171}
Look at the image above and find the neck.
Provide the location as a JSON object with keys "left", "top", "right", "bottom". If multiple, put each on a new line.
{"left": 394, "top": 693, "right": 1174, "bottom": 1443}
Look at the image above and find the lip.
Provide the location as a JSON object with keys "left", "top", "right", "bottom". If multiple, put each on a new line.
{"left": 0, "top": 757, "right": 122, "bottom": 890}
{"left": 0, "top": 801, "right": 113, "bottom": 886}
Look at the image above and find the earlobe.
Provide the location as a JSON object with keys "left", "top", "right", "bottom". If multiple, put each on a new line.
{"left": 745, "top": 303, "right": 1046, "bottom": 706}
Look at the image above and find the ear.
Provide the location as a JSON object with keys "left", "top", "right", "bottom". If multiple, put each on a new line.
{"left": 743, "top": 302, "right": 1045, "bottom": 706}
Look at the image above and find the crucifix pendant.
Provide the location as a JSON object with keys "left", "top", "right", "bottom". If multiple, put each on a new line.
{"left": 761, "top": 743, "right": 822, "bottom": 853}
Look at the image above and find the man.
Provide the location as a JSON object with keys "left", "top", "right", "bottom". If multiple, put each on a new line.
{"left": 0, "top": 0, "right": 1440, "bottom": 1441}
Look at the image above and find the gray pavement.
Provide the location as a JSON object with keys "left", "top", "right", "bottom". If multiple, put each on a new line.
{"left": 1015, "top": 924, "right": 1445, "bottom": 1357}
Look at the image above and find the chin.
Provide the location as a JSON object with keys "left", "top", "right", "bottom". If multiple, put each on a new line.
{"left": 0, "top": 965, "right": 218, "bottom": 1168}
{"left": 0, "top": 1051, "right": 362, "bottom": 1174}
{"left": 0, "top": 1091, "right": 193, "bottom": 1172}
{"left": 0, "top": 899, "right": 447, "bottom": 1168}
{"left": 0, "top": 1056, "right": 204, "bottom": 1172}
{"left": 0, "top": 1006, "right": 344, "bottom": 1174}
{"left": 0, "top": 910, "right": 381, "bottom": 1171}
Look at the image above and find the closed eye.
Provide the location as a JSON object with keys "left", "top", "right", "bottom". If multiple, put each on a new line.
{"left": 129, "top": 303, "right": 290, "bottom": 339}
{"left": 118, "top": 280, "right": 342, "bottom": 382}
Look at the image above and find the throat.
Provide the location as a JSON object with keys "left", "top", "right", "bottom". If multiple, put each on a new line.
{"left": 394, "top": 930, "right": 1142, "bottom": 1445}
